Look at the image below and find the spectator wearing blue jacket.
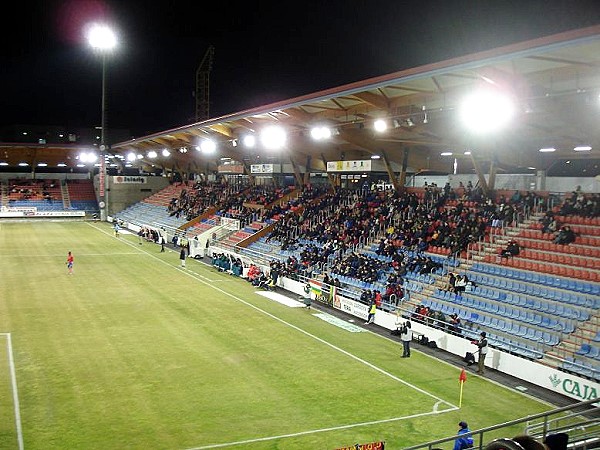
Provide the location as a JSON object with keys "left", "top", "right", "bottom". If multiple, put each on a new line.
{"left": 453, "top": 421, "right": 474, "bottom": 450}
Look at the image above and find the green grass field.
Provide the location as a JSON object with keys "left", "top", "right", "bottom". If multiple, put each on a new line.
{"left": 0, "top": 221, "right": 552, "bottom": 449}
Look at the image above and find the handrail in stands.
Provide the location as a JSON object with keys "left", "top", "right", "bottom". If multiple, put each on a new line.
{"left": 404, "top": 397, "right": 600, "bottom": 450}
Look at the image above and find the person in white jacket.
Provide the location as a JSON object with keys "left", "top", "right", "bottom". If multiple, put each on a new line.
{"left": 400, "top": 321, "right": 413, "bottom": 357}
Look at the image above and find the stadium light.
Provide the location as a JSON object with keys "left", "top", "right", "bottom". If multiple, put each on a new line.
{"left": 79, "top": 152, "right": 98, "bottom": 163}
{"left": 260, "top": 126, "right": 286, "bottom": 150}
{"left": 374, "top": 119, "right": 387, "bottom": 132}
{"left": 574, "top": 145, "right": 592, "bottom": 152}
{"left": 539, "top": 147, "right": 556, "bottom": 153}
{"left": 86, "top": 23, "right": 117, "bottom": 222}
{"left": 147, "top": 151, "right": 157, "bottom": 159}
{"left": 243, "top": 135, "right": 256, "bottom": 148}
{"left": 200, "top": 139, "right": 217, "bottom": 153}
{"left": 162, "top": 149, "right": 171, "bottom": 157}
{"left": 127, "top": 152, "right": 136, "bottom": 162}
{"left": 459, "top": 90, "right": 514, "bottom": 133}
{"left": 310, "top": 126, "right": 332, "bottom": 140}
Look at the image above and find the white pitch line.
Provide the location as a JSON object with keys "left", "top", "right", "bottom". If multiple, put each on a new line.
{"left": 3, "top": 333, "right": 24, "bottom": 450}
{"left": 362, "top": 322, "right": 560, "bottom": 408}
{"left": 88, "top": 223, "right": 459, "bottom": 440}
{"left": 0, "top": 252, "right": 141, "bottom": 258}
{"left": 184, "top": 407, "right": 456, "bottom": 450}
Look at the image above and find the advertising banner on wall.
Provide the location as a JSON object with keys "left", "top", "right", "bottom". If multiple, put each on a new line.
{"left": 250, "top": 164, "right": 281, "bottom": 174}
{"left": 113, "top": 176, "right": 147, "bottom": 184}
{"left": 327, "top": 160, "right": 372, "bottom": 172}
{"left": 218, "top": 164, "right": 244, "bottom": 174}
{"left": 332, "top": 293, "right": 370, "bottom": 320}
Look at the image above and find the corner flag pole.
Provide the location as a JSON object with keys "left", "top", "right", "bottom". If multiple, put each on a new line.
{"left": 459, "top": 368, "right": 467, "bottom": 408}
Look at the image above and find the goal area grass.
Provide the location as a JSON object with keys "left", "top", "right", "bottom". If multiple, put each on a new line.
{"left": 0, "top": 221, "right": 551, "bottom": 449}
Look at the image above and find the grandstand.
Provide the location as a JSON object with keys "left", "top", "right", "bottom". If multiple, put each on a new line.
{"left": 1, "top": 24, "right": 600, "bottom": 450}
{"left": 0, "top": 178, "right": 98, "bottom": 215}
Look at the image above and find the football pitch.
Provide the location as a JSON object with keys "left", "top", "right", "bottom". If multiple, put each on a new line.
{"left": 0, "top": 221, "right": 551, "bottom": 449}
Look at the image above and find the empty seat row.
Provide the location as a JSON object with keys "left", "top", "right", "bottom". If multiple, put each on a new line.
{"left": 469, "top": 273, "right": 596, "bottom": 308}
{"left": 576, "top": 344, "right": 600, "bottom": 360}
{"left": 518, "top": 228, "right": 600, "bottom": 246}
{"left": 433, "top": 290, "right": 571, "bottom": 334}
{"left": 519, "top": 249, "right": 600, "bottom": 269}
{"left": 471, "top": 263, "right": 600, "bottom": 296}
{"left": 422, "top": 299, "right": 547, "bottom": 358}
{"left": 562, "top": 357, "right": 599, "bottom": 380}
{"left": 554, "top": 215, "right": 600, "bottom": 226}
{"left": 524, "top": 239, "right": 600, "bottom": 257}
{"left": 494, "top": 257, "right": 600, "bottom": 282}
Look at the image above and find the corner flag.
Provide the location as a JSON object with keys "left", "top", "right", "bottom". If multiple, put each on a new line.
{"left": 459, "top": 368, "right": 467, "bottom": 407}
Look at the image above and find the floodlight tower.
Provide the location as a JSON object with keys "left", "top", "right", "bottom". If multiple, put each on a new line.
{"left": 87, "top": 23, "right": 117, "bottom": 221}
{"left": 195, "top": 46, "right": 215, "bottom": 122}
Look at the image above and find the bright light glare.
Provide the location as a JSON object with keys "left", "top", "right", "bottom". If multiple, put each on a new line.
{"left": 260, "top": 126, "right": 286, "bottom": 150}
{"left": 79, "top": 152, "right": 98, "bottom": 163}
{"left": 310, "top": 126, "right": 332, "bottom": 140}
{"left": 162, "top": 149, "right": 171, "bottom": 157}
{"left": 539, "top": 147, "right": 556, "bottom": 153}
{"left": 374, "top": 119, "right": 387, "bottom": 132}
{"left": 459, "top": 91, "right": 514, "bottom": 133}
{"left": 127, "top": 152, "right": 136, "bottom": 162}
{"left": 440, "top": 152, "right": 453, "bottom": 156}
{"left": 574, "top": 146, "right": 592, "bottom": 151}
{"left": 200, "top": 139, "right": 216, "bottom": 153}
{"left": 243, "top": 135, "right": 256, "bottom": 148}
{"left": 86, "top": 24, "right": 117, "bottom": 51}
{"left": 147, "top": 151, "right": 157, "bottom": 159}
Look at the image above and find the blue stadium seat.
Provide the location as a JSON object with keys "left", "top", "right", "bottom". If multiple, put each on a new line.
{"left": 576, "top": 344, "right": 591, "bottom": 356}
{"left": 524, "top": 327, "right": 536, "bottom": 340}
{"left": 524, "top": 312, "right": 535, "bottom": 324}
{"left": 587, "top": 346, "right": 600, "bottom": 359}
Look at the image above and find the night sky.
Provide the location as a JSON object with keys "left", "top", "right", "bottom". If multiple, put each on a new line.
{"left": 3, "top": 0, "right": 600, "bottom": 138}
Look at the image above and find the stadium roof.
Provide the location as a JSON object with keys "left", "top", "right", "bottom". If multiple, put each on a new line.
{"left": 2, "top": 25, "right": 600, "bottom": 178}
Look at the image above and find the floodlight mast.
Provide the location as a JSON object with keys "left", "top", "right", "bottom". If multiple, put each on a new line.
{"left": 87, "top": 24, "right": 117, "bottom": 221}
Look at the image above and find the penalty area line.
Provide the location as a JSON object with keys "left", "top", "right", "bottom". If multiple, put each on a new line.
{"left": 185, "top": 406, "right": 458, "bottom": 450}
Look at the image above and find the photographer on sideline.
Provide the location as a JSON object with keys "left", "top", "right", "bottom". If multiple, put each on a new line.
{"left": 400, "top": 321, "right": 413, "bottom": 358}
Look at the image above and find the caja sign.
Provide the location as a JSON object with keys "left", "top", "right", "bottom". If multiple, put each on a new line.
{"left": 549, "top": 373, "right": 598, "bottom": 401}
